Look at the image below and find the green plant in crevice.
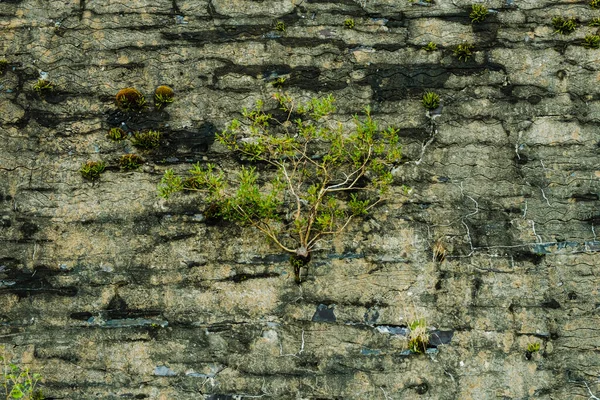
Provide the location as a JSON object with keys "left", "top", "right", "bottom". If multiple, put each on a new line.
{"left": 274, "top": 20, "right": 286, "bottom": 32}
{"left": 591, "top": 0, "right": 600, "bottom": 9}
{"left": 526, "top": 342, "right": 540, "bottom": 353}
{"left": 80, "top": 161, "right": 106, "bottom": 181}
{"left": 583, "top": 34, "right": 600, "bottom": 48}
{"left": 552, "top": 16, "right": 577, "bottom": 35}
{"left": 1, "top": 347, "right": 44, "bottom": 400}
{"left": 422, "top": 91, "right": 440, "bottom": 110}
{"left": 271, "top": 77, "right": 287, "bottom": 89}
{"left": 33, "top": 79, "right": 53, "bottom": 93}
{"left": 154, "top": 85, "right": 174, "bottom": 110}
{"left": 470, "top": 4, "right": 489, "bottom": 23}
{"left": 454, "top": 43, "right": 474, "bottom": 61}
{"left": 107, "top": 127, "right": 127, "bottom": 141}
{"left": 115, "top": 87, "right": 146, "bottom": 112}
{"left": 158, "top": 94, "right": 404, "bottom": 281}
{"left": 590, "top": 17, "right": 600, "bottom": 26}
{"left": 119, "top": 154, "right": 144, "bottom": 170}
{"left": 344, "top": 18, "right": 355, "bottom": 29}
{"left": 408, "top": 319, "right": 429, "bottom": 353}
{"left": 422, "top": 41, "right": 437, "bottom": 51}
{"left": 131, "top": 130, "right": 162, "bottom": 150}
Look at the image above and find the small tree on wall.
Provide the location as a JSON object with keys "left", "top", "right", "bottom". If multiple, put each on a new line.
{"left": 158, "top": 93, "right": 404, "bottom": 282}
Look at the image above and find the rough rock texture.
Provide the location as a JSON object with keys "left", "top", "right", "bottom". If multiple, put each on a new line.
{"left": 1, "top": 0, "right": 600, "bottom": 398}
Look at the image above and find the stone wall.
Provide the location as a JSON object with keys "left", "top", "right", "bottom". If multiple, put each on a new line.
{"left": 1, "top": 0, "right": 600, "bottom": 398}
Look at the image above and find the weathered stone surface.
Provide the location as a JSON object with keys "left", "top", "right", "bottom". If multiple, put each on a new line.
{"left": 1, "top": 0, "right": 600, "bottom": 399}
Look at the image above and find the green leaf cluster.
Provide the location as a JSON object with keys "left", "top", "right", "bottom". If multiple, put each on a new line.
{"left": 470, "top": 4, "right": 488, "bottom": 23}
{"left": 80, "top": 161, "right": 106, "bottom": 181}
{"left": 159, "top": 93, "right": 405, "bottom": 262}
{"left": 131, "top": 130, "right": 161, "bottom": 149}
{"left": 1, "top": 347, "right": 44, "bottom": 400}
{"left": 552, "top": 16, "right": 577, "bottom": 35}
{"left": 454, "top": 43, "right": 474, "bottom": 62}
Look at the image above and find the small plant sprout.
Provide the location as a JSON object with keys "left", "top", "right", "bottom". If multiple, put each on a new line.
{"left": 591, "top": 0, "right": 600, "bottom": 8}
{"left": 120, "top": 154, "right": 144, "bottom": 170}
{"left": 154, "top": 85, "right": 174, "bottom": 110}
{"left": 115, "top": 87, "right": 146, "bottom": 111}
{"left": 584, "top": 34, "right": 600, "bottom": 48}
{"left": 271, "top": 77, "right": 287, "bottom": 89}
{"left": 159, "top": 94, "right": 404, "bottom": 281}
{"left": 527, "top": 342, "right": 541, "bottom": 353}
{"left": 470, "top": 4, "right": 489, "bottom": 23}
{"left": 274, "top": 20, "right": 286, "bottom": 31}
{"left": 1, "top": 346, "right": 44, "bottom": 400}
{"left": 432, "top": 239, "right": 447, "bottom": 262}
{"left": 33, "top": 79, "right": 53, "bottom": 93}
{"left": 454, "top": 43, "right": 474, "bottom": 61}
{"left": 131, "top": 130, "right": 162, "bottom": 149}
{"left": 107, "top": 127, "right": 127, "bottom": 141}
{"left": 80, "top": 161, "right": 106, "bottom": 181}
{"left": 590, "top": 17, "right": 600, "bottom": 26}
{"left": 552, "top": 16, "right": 577, "bottom": 35}
{"left": 422, "top": 91, "right": 440, "bottom": 110}
{"left": 422, "top": 41, "right": 437, "bottom": 51}
{"left": 408, "top": 319, "right": 429, "bottom": 353}
{"left": 344, "top": 18, "right": 355, "bottom": 29}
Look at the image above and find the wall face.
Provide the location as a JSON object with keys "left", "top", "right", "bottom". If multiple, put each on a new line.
{"left": 1, "top": 0, "right": 600, "bottom": 398}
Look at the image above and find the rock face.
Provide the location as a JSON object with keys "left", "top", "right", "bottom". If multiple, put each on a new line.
{"left": 1, "top": 0, "right": 600, "bottom": 398}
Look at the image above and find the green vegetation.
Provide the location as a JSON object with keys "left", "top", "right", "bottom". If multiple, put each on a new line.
{"left": 120, "top": 154, "right": 144, "bottom": 170}
{"left": 470, "top": 4, "right": 489, "bottom": 23}
{"left": 107, "top": 127, "right": 126, "bottom": 141}
{"left": 552, "top": 16, "right": 577, "bottom": 35}
{"left": 131, "top": 130, "right": 161, "bottom": 149}
{"left": 159, "top": 94, "right": 404, "bottom": 279}
{"left": 274, "top": 21, "right": 286, "bottom": 32}
{"left": 527, "top": 342, "right": 541, "bottom": 353}
{"left": 80, "top": 161, "right": 106, "bottom": 181}
{"left": 344, "top": 18, "right": 355, "bottom": 29}
{"left": 408, "top": 319, "right": 429, "bottom": 353}
{"left": 154, "top": 85, "right": 174, "bottom": 110}
{"left": 422, "top": 91, "right": 440, "bottom": 110}
{"left": 583, "top": 34, "right": 600, "bottom": 48}
{"left": 591, "top": 0, "right": 600, "bottom": 9}
{"left": 115, "top": 87, "right": 146, "bottom": 112}
{"left": 33, "top": 80, "right": 53, "bottom": 93}
{"left": 422, "top": 41, "right": 437, "bottom": 51}
{"left": 590, "top": 17, "right": 600, "bottom": 26}
{"left": 1, "top": 347, "right": 44, "bottom": 400}
{"left": 271, "top": 77, "right": 286, "bottom": 89}
{"left": 454, "top": 43, "right": 474, "bottom": 61}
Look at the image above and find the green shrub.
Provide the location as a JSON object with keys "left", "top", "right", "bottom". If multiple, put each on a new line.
{"left": 454, "top": 43, "right": 474, "bottom": 61}
{"left": 119, "top": 154, "right": 144, "bottom": 170}
{"left": 527, "top": 342, "right": 541, "bottom": 353}
{"left": 33, "top": 79, "right": 53, "bottom": 93}
{"left": 107, "top": 127, "right": 126, "bottom": 141}
{"left": 274, "top": 21, "right": 286, "bottom": 31}
{"left": 131, "top": 130, "right": 161, "bottom": 149}
{"left": 344, "top": 18, "right": 355, "bottom": 29}
{"left": 408, "top": 319, "right": 428, "bottom": 353}
{"left": 590, "top": 17, "right": 600, "bottom": 26}
{"left": 159, "top": 94, "right": 404, "bottom": 280}
{"left": 0, "top": 59, "right": 8, "bottom": 75}
{"left": 80, "top": 161, "right": 106, "bottom": 181}
{"left": 552, "top": 16, "right": 577, "bottom": 34}
{"left": 470, "top": 4, "right": 488, "bottom": 23}
{"left": 115, "top": 87, "right": 146, "bottom": 112}
{"left": 591, "top": 0, "right": 600, "bottom": 9}
{"left": 422, "top": 41, "right": 437, "bottom": 51}
{"left": 1, "top": 347, "right": 44, "bottom": 400}
{"left": 154, "top": 85, "right": 174, "bottom": 110}
{"left": 584, "top": 34, "right": 600, "bottom": 48}
{"left": 422, "top": 92, "right": 440, "bottom": 110}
